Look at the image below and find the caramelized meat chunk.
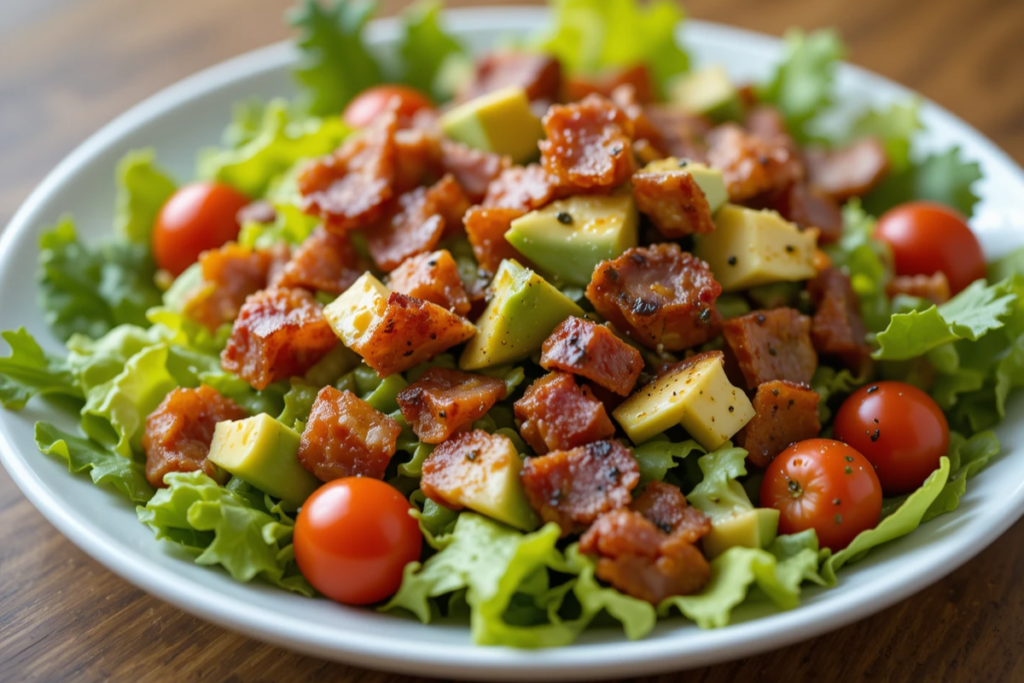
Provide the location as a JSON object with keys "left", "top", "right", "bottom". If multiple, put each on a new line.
{"left": 483, "top": 163, "right": 561, "bottom": 213}
{"left": 808, "top": 268, "right": 871, "bottom": 370}
{"left": 630, "top": 481, "right": 712, "bottom": 542}
{"left": 514, "top": 371, "right": 616, "bottom": 455}
{"left": 397, "top": 368, "right": 507, "bottom": 444}
{"left": 272, "top": 227, "right": 367, "bottom": 295}
{"left": 540, "top": 317, "right": 643, "bottom": 396}
{"left": 761, "top": 183, "right": 843, "bottom": 245}
{"left": 463, "top": 206, "right": 528, "bottom": 274}
{"left": 421, "top": 430, "right": 522, "bottom": 512}
{"left": 387, "top": 249, "right": 471, "bottom": 316}
{"left": 743, "top": 105, "right": 791, "bottom": 141}
{"left": 143, "top": 386, "right": 247, "bottom": 488}
{"left": 298, "top": 386, "right": 401, "bottom": 481}
{"left": 298, "top": 111, "right": 398, "bottom": 231}
{"left": 706, "top": 123, "right": 803, "bottom": 202}
{"left": 221, "top": 288, "right": 337, "bottom": 390}
{"left": 645, "top": 105, "right": 713, "bottom": 162}
{"left": 566, "top": 65, "right": 655, "bottom": 105}
{"left": 520, "top": 440, "right": 640, "bottom": 535}
{"left": 735, "top": 380, "right": 821, "bottom": 468}
{"left": 805, "top": 137, "right": 890, "bottom": 202}
{"left": 632, "top": 165, "right": 717, "bottom": 237}
{"left": 586, "top": 243, "right": 722, "bottom": 351}
{"left": 540, "top": 94, "right": 636, "bottom": 192}
{"left": 183, "top": 243, "right": 289, "bottom": 331}
{"left": 721, "top": 308, "right": 818, "bottom": 389}
{"left": 440, "top": 140, "right": 511, "bottom": 204}
{"left": 579, "top": 508, "right": 711, "bottom": 604}
{"left": 886, "top": 272, "right": 951, "bottom": 305}
{"left": 459, "top": 51, "right": 562, "bottom": 103}
{"left": 393, "top": 126, "right": 444, "bottom": 192}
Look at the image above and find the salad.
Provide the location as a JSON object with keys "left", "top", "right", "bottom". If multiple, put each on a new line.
{"left": 3, "top": 0, "right": 1023, "bottom": 649}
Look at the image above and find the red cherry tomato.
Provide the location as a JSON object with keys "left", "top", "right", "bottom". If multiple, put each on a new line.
{"left": 152, "top": 182, "right": 249, "bottom": 276}
{"left": 874, "top": 201, "right": 985, "bottom": 295}
{"left": 761, "top": 439, "right": 882, "bottom": 552}
{"left": 294, "top": 478, "right": 422, "bottom": 605}
{"left": 342, "top": 85, "right": 433, "bottom": 128}
{"left": 834, "top": 381, "right": 949, "bottom": 495}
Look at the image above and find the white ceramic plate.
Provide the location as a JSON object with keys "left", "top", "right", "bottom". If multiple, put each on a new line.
{"left": 2, "top": 7, "right": 1023, "bottom": 680}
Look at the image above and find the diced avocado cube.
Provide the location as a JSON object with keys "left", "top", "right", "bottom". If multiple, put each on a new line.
{"left": 323, "top": 272, "right": 389, "bottom": 350}
{"left": 639, "top": 158, "right": 728, "bottom": 214}
{"left": 207, "top": 414, "right": 322, "bottom": 507}
{"left": 612, "top": 351, "right": 755, "bottom": 449}
{"left": 702, "top": 507, "right": 781, "bottom": 559}
{"left": 504, "top": 194, "right": 639, "bottom": 286}
{"left": 668, "top": 65, "right": 742, "bottom": 122}
{"left": 440, "top": 86, "right": 544, "bottom": 163}
{"left": 460, "top": 259, "right": 584, "bottom": 371}
{"left": 693, "top": 204, "right": 818, "bottom": 292}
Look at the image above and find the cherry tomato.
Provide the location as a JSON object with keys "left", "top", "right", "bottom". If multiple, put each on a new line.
{"left": 294, "top": 478, "right": 422, "bottom": 605}
{"left": 152, "top": 182, "right": 249, "bottom": 276}
{"left": 834, "top": 381, "right": 949, "bottom": 495}
{"left": 761, "top": 439, "right": 882, "bottom": 552}
{"left": 342, "top": 85, "right": 433, "bottom": 128}
{"left": 875, "top": 201, "right": 985, "bottom": 295}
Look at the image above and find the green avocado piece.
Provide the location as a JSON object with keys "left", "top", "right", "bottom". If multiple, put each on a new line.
{"left": 668, "top": 65, "right": 742, "bottom": 123}
{"left": 207, "top": 413, "right": 321, "bottom": 507}
{"left": 639, "top": 158, "right": 728, "bottom": 214}
{"left": 440, "top": 86, "right": 544, "bottom": 163}
{"left": 459, "top": 259, "right": 584, "bottom": 371}
{"left": 504, "top": 194, "right": 639, "bottom": 286}
{"left": 702, "top": 507, "right": 781, "bottom": 559}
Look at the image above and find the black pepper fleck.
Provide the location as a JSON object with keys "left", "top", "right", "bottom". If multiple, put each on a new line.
{"left": 833, "top": 498, "right": 841, "bottom": 506}
{"left": 845, "top": 455, "right": 854, "bottom": 462}
{"left": 871, "top": 429, "right": 880, "bottom": 442}
{"left": 835, "top": 514, "right": 843, "bottom": 525}
{"left": 727, "top": 256, "right": 737, "bottom": 266}
{"left": 772, "top": 388, "right": 780, "bottom": 396}
{"left": 844, "top": 466, "right": 853, "bottom": 474}
{"left": 867, "top": 385, "right": 879, "bottom": 394}
{"left": 556, "top": 211, "right": 573, "bottom": 225}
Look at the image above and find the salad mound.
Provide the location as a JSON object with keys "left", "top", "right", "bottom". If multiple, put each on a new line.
{"left": 3, "top": 0, "right": 1023, "bottom": 649}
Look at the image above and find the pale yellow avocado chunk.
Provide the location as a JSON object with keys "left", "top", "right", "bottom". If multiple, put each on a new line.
{"left": 504, "top": 194, "right": 639, "bottom": 286}
{"left": 693, "top": 204, "right": 818, "bottom": 292}
{"left": 323, "top": 272, "right": 389, "bottom": 349}
{"left": 668, "top": 65, "right": 742, "bottom": 122}
{"left": 460, "top": 259, "right": 584, "bottom": 370}
{"left": 207, "top": 414, "right": 321, "bottom": 507}
{"left": 613, "top": 352, "right": 755, "bottom": 449}
{"left": 702, "top": 508, "right": 781, "bottom": 559}
{"left": 440, "top": 86, "right": 544, "bottom": 163}
{"left": 639, "top": 158, "right": 728, "bottom": 214}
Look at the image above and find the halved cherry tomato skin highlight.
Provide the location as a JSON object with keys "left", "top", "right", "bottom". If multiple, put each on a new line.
{"left": 152, "top": 182, "right": 249, "bottom": 276}
{"left": 834, "top": 381, "right": 949, "bottom": 495}
{"left": 874, "top": 201, "right": 986, "bottom": 295}
{"left": 294, "top": 478, "right": 422, "bottom": 606}
{"left": 342, "top": 85, "right": 433, "bottom": 128}
{"left": 761, "top": 439, "right": 883, "bottom": 552}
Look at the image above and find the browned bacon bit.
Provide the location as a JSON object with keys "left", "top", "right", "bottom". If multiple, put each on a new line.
{"left": 566, "top": 64, "right": 656, "bottom": 105}
{"left": 721, "top": 308, "right": 818, "bottom": 389}
{"left": 393, "top": 127, "right": 444, "bottom": 192}
{"left": 808, "top": 268, "right": 872, "bottom": 371}
{"left": 632, "top": 166, "right": 717, "bottom": 238}
{"left": 272, "top": 227, "right": 367, "bottom": 295}
{"left": 885, "top": 272, "right": 952, "bottom": 305}
{"left": 236, "top": 200, "right": 277, "bottom": 226}
{"left": 421, "top": 430, "right": 521, "bottom": 512}
{"left": 706, "top": 123, "right": 804, "bottom": 202}
{"left": 520, "top": 440, "right": 639, "bottom": 535}
{"left": 482, "top": 163, "right": 561, "bottom": 213}
{"left": 540, "top": 94, "right": 636, "bottom": 192}
{"left": 743, "top": 105, "right": 791, "bottom": 142}
{"left": 183, "top": 243, "right": 289, "bottom": 331}
{"left": 220, "top": 288, "right": 337, "bottom": 390}
{"left": 586, "top": 243, "right": 723, "bottom": 351}
{"left": 387, "top": 249, "right": 471, "bottom": 316}
{"left": 365, "top": 174, "right": 470, "bottom": 272}
{"left": 759, "top": 183, "right": 843, "bottom": 245}
{"left": 440, "top": 139, "right": 511, "bottom": 204}
{"left": 298, "top": 110, "right": 398, "bottom": 231}
{"left": 298, "top": 386, "right": 401, "bottom": 481}
{"left": 540, "top": 317, "right": 643, "bottom": 396}
{"left": 514, "top": 371, "right": 616, "bottom": 455}
{"left": 629, "top": 481, "right": 712, "bottom": 542}
{"left": 397, "top": 368, "right": 507, "bottom": 444}
{"left": 579, "top": 508, "right": 711, "bottom": 604}
{"left": 644, "top": 105, "right": 713, "bottom": 162}
{"left": 804, "top": 137, "right": 890, "bottom": 203}
{"left": 143, "top": 385, "right": 247, "bottom": 489}
{"left": 458, "top": 51, "right": 563, "bottom": 103}
{"left": 352, "top": 292, "right": 477, "bottom": 377}
{"left": 735, "top": 381, "right": 821, "bottom": 468}
{"left": 463, "top": 205, "right": 529, "bottom": 274}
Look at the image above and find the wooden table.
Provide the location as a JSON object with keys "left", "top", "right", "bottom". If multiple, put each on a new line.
{"left": 2, "top": 0, "right": 1023, "bottom": 680}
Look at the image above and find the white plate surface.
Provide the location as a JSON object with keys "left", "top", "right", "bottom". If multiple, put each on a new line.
{"left": 2, "top": 7, "right": 1024, "bottom": 680}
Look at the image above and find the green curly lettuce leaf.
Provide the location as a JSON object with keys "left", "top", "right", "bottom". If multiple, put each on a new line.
{"left": 757, "top": 29, "right": 844, "bottom": 140}
{"left": 633, "top": 437, "right": 704, "bottom": 485}
{"left": 921, "top": 431, "right": 999, "bottom": 523}
{"left": 35, "top": 422, "right": 154, "bottom": 503}
{"left": 114, "top": 149, "right": 177, "bottom": 244}
{"left": 0, "top": 328, "right": 84, "bottom": 410}
{"left": 277, "top": 381, "right": 319, "bottom": 431}
{"left": 686, "top": 443, "right": 755, "bottom": 519}
{"left": 824, "top": 199, "right": 893, "bottom": 332}
{"left": 399, "top": 0, "right": 465, "bottom": 100}
{"left": 849, "top": 99, "right": 922, "bottom": 173}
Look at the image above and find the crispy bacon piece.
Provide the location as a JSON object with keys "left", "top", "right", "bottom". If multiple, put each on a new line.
{"left": 566, "top": 65, "right": 655, "bottom": 105}
{"left": 387, "top": 249, "right": 471, "bottom": 316}
{"left": 586, "top": 243, "right": 722, "bottom": 351}
{"left": 610, "top": 85, "right": 668, "bottom": 163}
{"left": 514, "top": 371, "right": 616, "bottom": 455}
{"left": 482, "top": 164, "right": 561, "bottom": 213}
{"left": 397, "top": 368, "right": 507, "bottom": 444}
{"left": 520, "top": 440, "right": 639, "bottom": 535}
{"left": 630, "top": 481, "right": 712, "bottom": 541}
{"left": 886, "top": 272, "right": 952, "bottom": 305}
{"left": 182, "top": 243, "right": 290, "bottom": 332}
{"left": 220, "top": 288, "right": 337, "bottom": 390}
{"left": 744, "top": 105, "right": 791, "bottom": 142}
{"left": 808, "top": 267, "right": 872, "bottom": 371}
{"left": 440, "top": 140, "right": 510, "bottom": 204}
{"left": 143, "top": 385, "right": 247, "bottom": 489}
{"left": 540, "top": 317, "right": 643, "bottom": 396}
{"left": 721, "top": 308, "right": 818, "bottom": 389}
{"left": 735, "top": 381, "right": 821, "bottom": 468}
{"left": 706, "top": 123, "right": 804, "bottom": 202}
{"left": 237, "top": 200, "right": 277, "bottom": 225}
{"left": 760, "top": 183, "right": 843, "bottom": 245}
{"left": 579, "top": 507, "right": 711, "bottom": 604}
{"left": 393, "top": 126, "right": 444, "bottom": 192}
{"left": 298, "top": 111, "right": 398, "bottom": 231}
{"left": 540, "top": 94, "right": 636, "bottom": 192}
{"left": 459, "top": 51, "right": 562, "bottom": 103}
{"left": 298, "top": 386, "right": 401, "bottom": 481}
{"left": 365, "top": 175, "right": 471, "bottom": 272}
{"left": 421, "top": 430, "right": 522, "bottom": 513}
{"left": 272, "top": 227, "right": 367, "bottom": 295}
{"left": 463, "top": 206, "right": 529, "bottom": 274}
{"left": 804, "top": 137, "right": 890, "bottom": 202}
{"left": 632, "top": 164, "right": 717, "bottom": 237}
{"left": 644, "top": 105, "right": 713, "bottom": 162}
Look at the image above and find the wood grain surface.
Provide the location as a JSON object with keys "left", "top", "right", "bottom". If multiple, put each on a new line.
{"left": 1, "top": 1, "right": 1023, "bottom": 681}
